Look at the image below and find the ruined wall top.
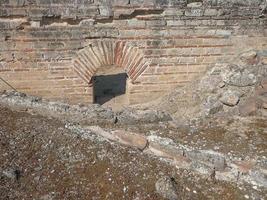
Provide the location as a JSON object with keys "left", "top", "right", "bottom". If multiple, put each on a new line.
{"left": 0, "top": 0, "right": 266, "bottom": 21}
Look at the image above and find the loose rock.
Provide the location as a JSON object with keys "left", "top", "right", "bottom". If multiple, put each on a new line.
{"left": 155, "top": 176, "right": 179, "bottom": 200}
{"left": 222, "top": 66, "right": 257, "bottom": 87}
{"left": 220, "top": 91, "right": 240, "bottom": 106}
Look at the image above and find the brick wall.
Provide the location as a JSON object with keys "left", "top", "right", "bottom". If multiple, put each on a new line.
{"left": 0, "top": 0, "right": 266, "bottom": 104}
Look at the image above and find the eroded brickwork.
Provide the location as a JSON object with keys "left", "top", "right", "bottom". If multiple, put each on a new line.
{"left": 0, "top": 0, "right": 266, "bottom": 104}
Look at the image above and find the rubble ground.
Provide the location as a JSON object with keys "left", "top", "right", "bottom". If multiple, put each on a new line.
{"left": 0, "top": 101, "right": 267, "bottom": 199}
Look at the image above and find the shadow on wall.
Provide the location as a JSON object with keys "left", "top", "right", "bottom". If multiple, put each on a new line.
{"left": 93, "top": 73, "right": 127, "bottom": 105}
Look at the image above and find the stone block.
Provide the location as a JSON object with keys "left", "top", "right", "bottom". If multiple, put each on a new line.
{"left": 0, "top": 9, "right": 8, "bottom": 16}
{"left": 86, "top": 126, "right": 115, "bottom": 141}
{"left": 185, "top": 9, "right": 204, "bottom": 17}
{"left": 147, "top": 141, "right": 190, "bottom": 167}
{"left": 79, "top": 19, "right": 95, "bottom": 27}
{"left": 131, "top": 0, "right": 155, "bottom": 6}
{"left": 167, "top": 20, "right": 185, "bottom": 26}
{"left": 146, "top": 20, "right": 167, "bottom": 27}
{"left": 114, "top": 9, "right": 135, "bottom": 19}
{"left": 186, "top": 150, "right": 226, "bottom": 171}
{"left": 127, "top": 19, "right": 146, "bottom": 28}
{"left": 204, "top": 9, "right": 218, "bottom": 16}
{"left": 113, "top": 0, "right": 130, "bottom": 6}
{"left": 163, "top": 8, "right": 184, "bottom": 16}
{"left": 86, "top": 127, "right": 148, "bottom": 150}
{"left": 112, "top": 130, "right": 148, "bottom": 151}
{"left": 99, "top": 6, "right": 113, "bottom": 17}
{"left": 119, "top": 30, "right": 136, "bottom": 38}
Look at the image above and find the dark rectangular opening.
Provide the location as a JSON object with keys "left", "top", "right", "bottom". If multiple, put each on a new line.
{"left": 93, "top": 73, "right": 127, "bottom": 105}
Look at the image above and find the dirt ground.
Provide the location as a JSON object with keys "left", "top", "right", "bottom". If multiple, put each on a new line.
{"left": 0, "top": 105, "right": 266, "bottom": 200}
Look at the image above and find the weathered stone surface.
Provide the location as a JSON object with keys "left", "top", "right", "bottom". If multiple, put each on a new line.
{"left": 222, "top": 66, "right": 257, "bottom": 87}
{"left": 86, "top": 126, "right": 115, "bottom": 141}
{"left": 255, "top": 79, "right": 267, "bottom": 96}
{"left": 239, "top": 97, "right": 258, "bottom": 116}
{"left": 2, "top": 169, "right": 18, "bottom": 180}
{"left": 220, "top": 90, "right": 240, "bottom": 107}
{"left": 233, "top": 160, "right": 256, "bottom": 174}
{"left": 250, "top": 169, "right": 267, "bottom": 187}
{"left": 240, "top": 50, "right": 259, "bottom": 65}
{"left": 112, "top": 130, "right": 148, "bottom": 150}
{"left": 117, "top": 108, "right": 172, "bottom": 124}
{"left": 147, "top": 141, "right": 190, "bottom": 167}
{"left": 155, "top": 176, "right": 179, "bottom": 200}
{"left": 203, "top": 95, "right": 223, "bottom": 115}
{"left": 185, "top": 8, "right": 204, "bottom": 16}
{"left": 216, "top": 0, "right": 264, "bottom": 7}
{"left": 187, "top": 2, "right": 203, "bottom": 8}
{"left": 186, "top": 150, "right": 226, "bottom": 171}
{"left": 204, "top": 8, "right": 218, "bottom": 16}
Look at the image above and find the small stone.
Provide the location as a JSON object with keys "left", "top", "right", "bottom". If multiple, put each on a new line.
{"left": 2, "top": 168, "right": 21, "bottom": 181}
{"left": 2, "top": 169, "right": 16, "bottom": 180}
{"left": 123, "top": 186, "right": 128, "bottom": 193}
{"left": 240, "top": 50, "right": 258, "bottom": 64}
{"left": 220, "top": 91, "right": 240, "bottom": 106}
{"left": 155, "top": 176, "right": 179, "bottom": 200}
{"left": 214, "top": 146, "right": 220, "bottom": 150}
{"left": 244, "top": 194, "right": 249, "bottom": 199}
{"left": 218, "top": 82, "right": 225, "bottom": 88}
{"left": 240, "top": 51, "right": 257, "bottom": 60}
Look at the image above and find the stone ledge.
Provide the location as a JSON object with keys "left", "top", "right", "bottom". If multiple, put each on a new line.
{"left": 80, "top": 125, "right": 267, "bottom": 188}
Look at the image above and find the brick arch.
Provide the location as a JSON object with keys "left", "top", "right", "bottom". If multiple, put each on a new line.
{"left": 73, "top": 40, "right": 150, "bottom": 83}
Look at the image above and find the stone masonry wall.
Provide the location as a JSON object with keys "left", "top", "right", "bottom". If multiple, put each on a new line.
{"left": 0, "top": 0, "right": 266, "bottom": 104}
